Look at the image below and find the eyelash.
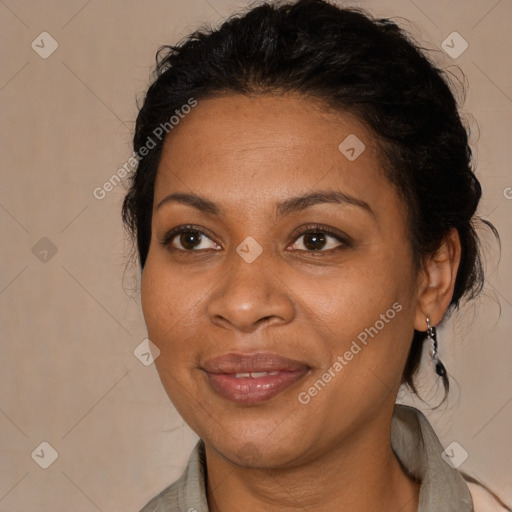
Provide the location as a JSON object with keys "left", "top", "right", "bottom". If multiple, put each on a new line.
{"left": 160, "top": 224, "right": 352, "bottom": 254}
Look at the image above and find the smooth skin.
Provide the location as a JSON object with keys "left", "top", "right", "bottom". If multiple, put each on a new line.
{"left": 141, "top": 93, "right": 461, "bottom": 512}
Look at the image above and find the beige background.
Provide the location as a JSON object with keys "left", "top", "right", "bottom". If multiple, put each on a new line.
{"left": 0, "top": 0, "right": 511, "bottom": 510}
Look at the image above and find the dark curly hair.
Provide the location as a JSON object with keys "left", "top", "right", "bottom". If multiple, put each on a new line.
{"left": 122, "top": 0, "right": 497, "bottom": 395}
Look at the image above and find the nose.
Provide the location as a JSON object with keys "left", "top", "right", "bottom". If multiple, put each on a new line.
{"left": 206, "top": 253, "right": 295, "bottom": 333}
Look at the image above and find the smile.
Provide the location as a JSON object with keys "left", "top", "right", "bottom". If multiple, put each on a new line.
{"left": 234, "top": 371, "right": 280, "bottom": 378}
{"left": 202, "top": 352, "right": 310, "bottom": 405}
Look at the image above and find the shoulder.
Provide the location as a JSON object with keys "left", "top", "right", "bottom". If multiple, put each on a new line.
{"left": 465, "top": 481, "right": 511, "bottom": 512}
{"left": 138, "top": 481, "right": 182, "bottom": 512}
{"left": 138, "top": 439, "right": 208, "bottom": 512}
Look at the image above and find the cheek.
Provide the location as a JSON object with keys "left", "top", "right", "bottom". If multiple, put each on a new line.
{"left": 141, "top": 257, "right": 200, "bottom": 398}
{"left": 303, "top": 250, "right": 417, "bottom": 389}
{"left": 140, "top": 251, "right": 194, "bottom": 348}
{"left": 140, "top": 260, "right": 167, "bottom": 339}
{"left": 310, "top": 251, "right": 413, "bottom": 330}
{"left": 140, "top": 248, "right": 222, "bottom": 398}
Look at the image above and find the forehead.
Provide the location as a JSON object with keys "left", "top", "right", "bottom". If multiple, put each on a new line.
{"left": 154, "top": 93, "right": 400, "bottom": 219}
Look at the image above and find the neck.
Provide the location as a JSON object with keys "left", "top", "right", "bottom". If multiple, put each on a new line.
{"left": 205, "top": 407, "right": 420, "bottom": 512}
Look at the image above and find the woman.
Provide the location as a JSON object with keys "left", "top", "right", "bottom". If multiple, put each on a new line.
{"left": 122, "top": 1, "right": 508, "bottom": 510}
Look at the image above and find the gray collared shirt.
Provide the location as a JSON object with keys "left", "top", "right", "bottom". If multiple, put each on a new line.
{"left": 139, "top": 404, "right": 474, "bottom": 511}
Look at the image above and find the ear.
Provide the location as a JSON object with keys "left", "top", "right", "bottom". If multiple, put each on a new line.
{"left": 414, "top": 228, "right": 461, "bottom": 331}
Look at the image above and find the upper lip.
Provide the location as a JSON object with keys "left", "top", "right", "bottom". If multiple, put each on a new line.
{"left": 202, "top": 352, "right": 310, "bottom": 374}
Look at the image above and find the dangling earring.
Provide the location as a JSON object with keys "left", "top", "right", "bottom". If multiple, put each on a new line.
{"left": 426, "top": 317, "right": 447, "bottom": 377}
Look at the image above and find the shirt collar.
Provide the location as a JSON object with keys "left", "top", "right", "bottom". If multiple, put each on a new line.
{"left": 391, "top": 404, "right": 473, "bottom": 511}
{"left": 142, "top": 404, "right": 474, "bottom": 511}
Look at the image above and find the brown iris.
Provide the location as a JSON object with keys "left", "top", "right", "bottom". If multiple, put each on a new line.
{"left": 180, "top": 231, "right": 202, "bottom": 250}
{"left": 302, "top": 232, "right": 326, "bottom": 251}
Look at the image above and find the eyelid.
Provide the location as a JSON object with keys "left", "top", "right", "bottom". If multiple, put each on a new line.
{"left": 287, "top": 224, "right": 353, "bottom": 250}
{"left": 159, "top": 224, "right": 219, "bottom": 249}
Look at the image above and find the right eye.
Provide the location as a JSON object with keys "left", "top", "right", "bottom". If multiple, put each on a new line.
{"left": 161, "top": 226, "right": 220, "bottom": 252}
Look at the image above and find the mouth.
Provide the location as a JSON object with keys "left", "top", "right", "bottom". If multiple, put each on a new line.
{"left": 202, "top": 352, "right": 310, "bottom": 405}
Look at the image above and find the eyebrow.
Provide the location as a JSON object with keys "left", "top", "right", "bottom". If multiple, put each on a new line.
{"left": 156, "top": 189, "right": 374, "bottom": 218}
{"left": 156, "top": 192, "right": 220, "bottom": 215}
{"left": 276, "top": 190, "right": 374, "bottom": 218}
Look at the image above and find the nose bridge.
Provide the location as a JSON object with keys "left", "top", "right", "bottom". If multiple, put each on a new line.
{"left": 207, "top": 244, "right": 294, "bottom": 332}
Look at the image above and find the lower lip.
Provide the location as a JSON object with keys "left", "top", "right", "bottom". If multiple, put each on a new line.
{"left": 205, "top": 370, "right": 309, "bottom": 405}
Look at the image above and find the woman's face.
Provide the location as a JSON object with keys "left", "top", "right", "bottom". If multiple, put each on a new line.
{"left": 141, "top": 93, "right": 422, "bottom": 467}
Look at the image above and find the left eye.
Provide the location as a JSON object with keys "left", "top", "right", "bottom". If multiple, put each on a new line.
{"left": 290, "top": 231, "right": 345, "bottom": 252}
